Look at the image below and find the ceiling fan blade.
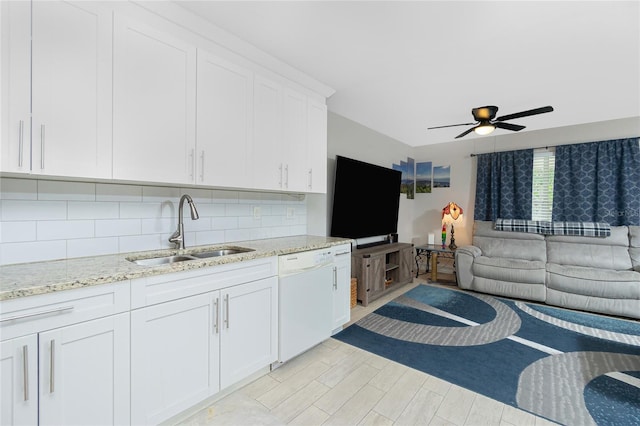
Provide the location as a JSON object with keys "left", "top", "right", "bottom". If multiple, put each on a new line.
{"left": 428, "top": 122, "right": 477, "bottom": 130}
{"left": 494, "top": 122, "right": 526, "bottom": 132}
{"left": 455, "top": 127, "right": 476, "bottom": 139}
{"left": 495, "top": 106, "right": 554, "bottom": 122}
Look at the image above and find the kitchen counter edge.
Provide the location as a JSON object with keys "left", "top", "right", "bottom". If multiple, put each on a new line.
{"left": 0, "top": 235, "right": 354, "bottom": 301}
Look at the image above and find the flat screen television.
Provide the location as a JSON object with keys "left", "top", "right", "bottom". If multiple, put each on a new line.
{"left": 330, "top": 155, "right": 402, "bottom": 243}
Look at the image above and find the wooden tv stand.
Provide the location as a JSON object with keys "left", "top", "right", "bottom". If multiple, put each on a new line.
{"left": 352, "top": 242, "right": 414, "bottom": 306}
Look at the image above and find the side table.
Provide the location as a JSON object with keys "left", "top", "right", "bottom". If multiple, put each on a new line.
{"left": 415, "top": 244, "right": 456, "bottom": 281}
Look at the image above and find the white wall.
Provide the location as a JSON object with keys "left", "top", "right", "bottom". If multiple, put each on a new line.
{"left": 0, "top": 177, "right": 307, "bottom": 265}
{"left": 326, "top": 112, "right": 414, "bottom": 244}
{"left": 412, "top": 116, "right": 640, "bottom": 247}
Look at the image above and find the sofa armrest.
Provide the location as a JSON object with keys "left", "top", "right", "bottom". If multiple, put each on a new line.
{"left": 456, "top": 245, "right": 482, "bottom": 258}
{"left": 455, "top": 245, "right": 481, "bottom": 289}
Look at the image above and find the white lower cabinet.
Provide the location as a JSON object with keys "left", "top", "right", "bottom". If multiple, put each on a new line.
{"left": 131, "top": 293, "right": 218, "bottom": 425}
{"left": 1, "top": 335, "right": 38, "bottom": 425}
{"left": 0, "top": 314, "right": 130, "bottom": 426}
{"left": 130, "top": 260, "right": 278, "bottom": 425}
{"left": 332, "top": 248, "right": 352, "bottom": 332}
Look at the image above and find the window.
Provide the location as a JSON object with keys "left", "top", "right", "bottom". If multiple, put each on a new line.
{"left": 531, "top": 148, "right": 555, "bottom": 221}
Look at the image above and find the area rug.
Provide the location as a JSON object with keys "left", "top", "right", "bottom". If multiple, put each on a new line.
{"left": 334, "top": 284, "right": 640, "bottom": 425}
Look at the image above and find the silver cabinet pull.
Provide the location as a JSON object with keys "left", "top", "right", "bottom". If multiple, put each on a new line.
{"left": 213, "top": 297, "right": 219, "bottom": 334}
{"left": 22, "top": 345, "right": 29, "bottom": 401}
{"left": 284, "top": 164, "right": 289, "bottom": 188}
{"left": 49, "top": 340, "right": 55, "bottom": 393}
{"left": 224, "top": 294, "right": 230, "bottom": 329}
{"left": 333, "top": 266, "right": 338, "bottom": 290}
{"left": 0, "top": 306, "right": 74, "bottom": 323}
{"left": 18, "top": 120, "right": 24, "bottom": 167}
{"left": 190, "top": 149, "right": 195, "bottom": 180}
{"left": 40, "top": 125, "right": 45, "bottom": 169}
{"left": 200, "top": 151, "right": 205, "bottom": 182}
{"left": 308, "top": 169, "right": 313, "bottom": 189}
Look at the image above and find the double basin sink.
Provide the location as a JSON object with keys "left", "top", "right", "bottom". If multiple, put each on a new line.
{"left": 127, "top": 247, "right": 254, "bottom": 267}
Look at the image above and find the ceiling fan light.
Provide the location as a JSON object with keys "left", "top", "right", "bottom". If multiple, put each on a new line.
{"left": 474, "top": 123, "right": 496, "bottom": 136}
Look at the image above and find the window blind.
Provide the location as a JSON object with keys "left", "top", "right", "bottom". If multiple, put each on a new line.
{"left": 531, "top": 148, "right": 555, "bottom": 221}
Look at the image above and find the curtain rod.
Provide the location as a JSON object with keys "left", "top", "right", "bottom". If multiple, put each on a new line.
{"left": 470, "top": 146, "right": 550, "bottom": 157}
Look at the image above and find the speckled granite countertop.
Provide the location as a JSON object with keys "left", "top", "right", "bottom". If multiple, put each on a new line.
{"left": 0, "top": 235, "right": 353, "bottom": 301}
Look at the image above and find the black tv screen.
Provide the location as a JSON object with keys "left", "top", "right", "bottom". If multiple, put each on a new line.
{"left": 330, "top": 156, "right": 402, "bottom": 240}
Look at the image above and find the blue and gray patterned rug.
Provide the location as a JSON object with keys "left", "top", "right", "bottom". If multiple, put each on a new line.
{"left": 334, "top": 284, "right": 640, "bottom": 425}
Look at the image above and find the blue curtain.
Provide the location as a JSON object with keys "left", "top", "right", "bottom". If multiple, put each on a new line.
{"left": 474, "top": 149, "right": 534, "bottom": 221}
{"left": 553, "top": 138, "right": 640, "bottom": 226}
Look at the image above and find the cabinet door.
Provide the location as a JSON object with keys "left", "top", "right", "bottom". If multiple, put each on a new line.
{"left": 113, "top": 16, "right": 196, "bottom": 185}
{"left": 332, "top": 254, "right": 351, "bottom": 331}
{"left": 365, "top": 255, "right": 386, "bottom": 301}
{"left": 31, "top": 1, "right": 112, "bottom": 178}
{"left": 0, "top": 335, "right": 38, "bottom": 426}
{"left": 38, "top": 313, "right": 130, "bottom": 426}
{"left": 282, "top": 87, "right": 308, "bottom": 191}
{"left": 131, "top": 293, "right": 218, "bottom": 425}
{"left": 307, "top": 98, "right": 328, "bottom": 193}
{"left": 220, "top": 277, "right": 278, "bottom": 389}
{"left": 196, "top": 51, "right": 253, "bottom": 188}
{"left": 0, "top": 1, "right": 31, "bottom": 174}
{"left": 252, "top": 75, "right": 284, "bottom": 190}
{"left": 399, "top": 246, "right": 414, "bottom": 283}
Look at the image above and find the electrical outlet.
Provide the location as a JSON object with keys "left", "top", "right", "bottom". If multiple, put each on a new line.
{"left": 253, "top": 206, "right": 261, "bottom": 219}
{"left": 286, "top": 207, "right": 295, "bottom": 218}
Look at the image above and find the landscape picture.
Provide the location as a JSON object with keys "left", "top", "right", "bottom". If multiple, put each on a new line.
{"left": 416, "top": 161, "right": 432, "bottom": 193}
{"left": 433, "top": 165, "right": 451, "bottom": 188}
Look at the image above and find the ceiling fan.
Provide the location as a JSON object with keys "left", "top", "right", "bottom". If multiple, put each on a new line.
{"left": 428, "top": 105, "right": 554, "bottom": 139}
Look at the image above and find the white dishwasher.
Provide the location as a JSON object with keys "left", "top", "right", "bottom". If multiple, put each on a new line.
{"left": 278, "top": 247, "right": 335, "bottom": 363}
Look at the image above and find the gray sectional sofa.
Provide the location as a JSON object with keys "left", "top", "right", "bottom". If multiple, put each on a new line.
{"left": 456, "top": 221, "right": 640, "bottom": 319}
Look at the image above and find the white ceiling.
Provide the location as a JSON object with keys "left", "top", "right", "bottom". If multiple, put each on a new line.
{"left": 175, "top": 1, "right": 640, "bottom": 147}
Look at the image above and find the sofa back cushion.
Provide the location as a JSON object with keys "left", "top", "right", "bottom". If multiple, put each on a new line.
{"left": 630, "top": 226, "right": 640, "bottom": 272}
{"left": 546, "top": 226, "right": 632, "bottom": 270}
{"left": 472, "top": 221, "right": 547, "bottom": 262}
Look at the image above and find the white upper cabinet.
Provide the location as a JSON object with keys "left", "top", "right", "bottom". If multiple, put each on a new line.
{"left": 252, "top": 75, "right": 284, "bottom": 190}
{"left": 113, "top": 15, "right": 196, "bottom": 185}
{"left": 1, "top": 1, "right": 113, "bottom": 178}
{"left": 196, "top": 51, "right": 253, "bottom": 188}
{"left": 282, "top": 87, "right": 309, "bottom": 192}
{"left": 307, "top": 98, "right": 328, "bottom": 193}
{"left": 1, "top": 1, "right": 31, "bottom": 174}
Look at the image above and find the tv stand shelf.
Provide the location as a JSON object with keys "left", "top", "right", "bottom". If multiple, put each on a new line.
{"left": 352, "top": 242, "right": 414, "bottom": 306}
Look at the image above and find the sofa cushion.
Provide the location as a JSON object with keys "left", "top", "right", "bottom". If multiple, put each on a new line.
{"left": 630, "top": 226, "right": 640, "bottom": 272}
{"left": 473, "top": 221, "right": 547, "bottom": 262}
{"left": 546, "top": 226, "right": 632, "bottom": 270}
{"left": 546, "top": 263, "right": 640, "bottom": 299}
{"left": 473, "top": 257, "right": 546, "bottom": 284}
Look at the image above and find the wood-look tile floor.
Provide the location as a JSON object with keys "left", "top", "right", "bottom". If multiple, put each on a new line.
{"left": 179, "top": 279, "right": 555, "bottom": 426}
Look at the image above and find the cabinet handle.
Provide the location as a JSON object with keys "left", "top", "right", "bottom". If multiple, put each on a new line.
{"left": 49, "top": 339, "right": 55, "bottom": 394}
{"left": 224, "top": 294, "right": 230, "bottom": 329}
{"left": 213, "top": 297, "right": 219, "bottom": 334}
{"left": 22, "top": 345, "right": 29, "bottom": 401}
{"left": 190, "top": 149, "right": 195, "bottom": 180}
{"left": 40, "top": 125, "right": 45, "bottom": 169}
{"left": 18, "top": 120, "right": 24, "bottom": 167}
{"left": 200, "top": 151, "right": 205, "bottom": 182}
{"left": 308, "top": 169, "right": 312, "bottom": 190}
{"left": 333, "top": 266, "right": 337, "bottom": 290}
{"left": 284, "top": 164, "right": 289, "bottom": 188}
{"left": 0, "top": 305, "right": 74, "bottom": 323}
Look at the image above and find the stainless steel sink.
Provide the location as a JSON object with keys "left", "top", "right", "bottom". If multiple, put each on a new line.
{"left": 129, "top": 255, "right": 197, "bottom": 266}
{"left": 189, "top": 247, "right": 254, "bottom": 259}
{"left": 127, "top": 246, "right": 254, "bottom": 266}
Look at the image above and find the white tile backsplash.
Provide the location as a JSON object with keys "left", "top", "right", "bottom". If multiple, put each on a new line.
{"left": 0, "top": 177, "right": 307, "bottom": 265}
{"left": 37, "top": 220, "right": 95, "bottom": 241}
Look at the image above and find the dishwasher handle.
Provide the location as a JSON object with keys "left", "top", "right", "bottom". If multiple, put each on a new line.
{"left": 279, "top": 260, "right": 333, "bottom": 277}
